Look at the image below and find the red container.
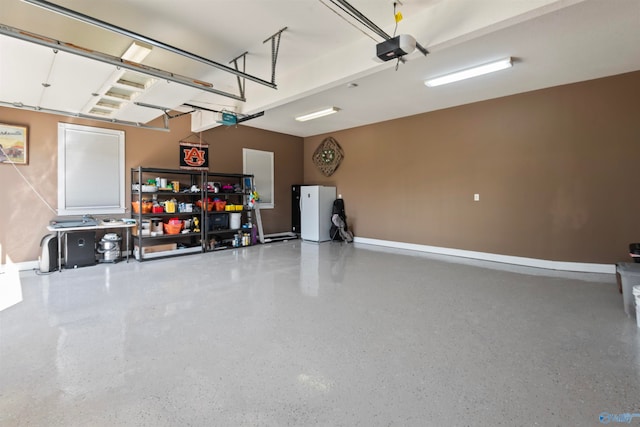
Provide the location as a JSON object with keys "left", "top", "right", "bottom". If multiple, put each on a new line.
{"left": 152, "top": 205, "right": 164, "bottom": 213}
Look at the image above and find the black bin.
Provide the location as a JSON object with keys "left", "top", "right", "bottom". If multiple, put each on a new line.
{"left": 208, "top": 213, "right": 229, "bottom": 231}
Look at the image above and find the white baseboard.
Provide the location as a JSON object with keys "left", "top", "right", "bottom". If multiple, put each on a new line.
{"left": 6, "top": 250, "right": 137, "bottom": 272}
{"left": 0, "top": 260, "right": 39, "bottom": 273}
{"left": 353, "top": 237, "right": 616, "bottom": 274}
{"left": 5, "top": 239, "right": 616, "bottom": 275}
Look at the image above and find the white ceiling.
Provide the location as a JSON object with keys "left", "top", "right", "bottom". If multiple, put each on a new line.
{"left": 1, "top": 0, "right": 639, "bottom": 137}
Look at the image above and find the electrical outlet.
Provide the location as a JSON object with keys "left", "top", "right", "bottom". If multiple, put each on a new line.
{"left": 474, "top": 194, "right": 480, "bottom": 201}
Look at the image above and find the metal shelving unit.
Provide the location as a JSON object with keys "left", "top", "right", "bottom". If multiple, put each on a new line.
{"left": 130, "top": 167, "right": 255, "bottom": 260}
{"left": 131, "top": 167, "right": 206, "bottom": 261}
{"left": 203, "top": 172, "right": 255, "bottom": 251}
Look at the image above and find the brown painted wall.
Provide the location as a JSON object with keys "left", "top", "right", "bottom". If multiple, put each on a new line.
{"left": 3, "top": 71, "right": 639, "bottom": 265}
{"left": 304, "top": 71, "right": 640, "bottom": 264}
{"left": 200, "top": 125, "right": 303, "bottom": 234}
{"left": 0, "top": 110, "right": 302, "bottom": 264}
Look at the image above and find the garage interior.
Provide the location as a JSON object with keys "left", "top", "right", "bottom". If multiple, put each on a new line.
{"left": 1, "top": 0, "right": 640, "bottom": 425}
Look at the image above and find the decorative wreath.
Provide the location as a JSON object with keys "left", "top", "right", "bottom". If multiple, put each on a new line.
{"left": 312, "top": 137, "right": 344, "bottom": 177}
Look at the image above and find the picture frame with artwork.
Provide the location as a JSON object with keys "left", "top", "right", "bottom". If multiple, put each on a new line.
{"left": 0, "top": 123, "right": 28, "bottom": 165}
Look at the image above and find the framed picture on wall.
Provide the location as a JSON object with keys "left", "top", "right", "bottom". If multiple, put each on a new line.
{"left": 0, "top": 123, "right": 28, "bottom": 165}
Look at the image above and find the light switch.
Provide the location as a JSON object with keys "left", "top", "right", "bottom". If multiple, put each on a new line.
{"left": 474, "top": 193, "right": 480, "bottom": 201}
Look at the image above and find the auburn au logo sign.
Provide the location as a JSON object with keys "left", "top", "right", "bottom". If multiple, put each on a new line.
{"left": 179, "top": 141, "right": 208, "bottom": 170}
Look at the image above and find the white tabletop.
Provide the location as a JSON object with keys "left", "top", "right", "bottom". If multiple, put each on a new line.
{"left": 47, "top": 221, "right": 136, "bottom": 233}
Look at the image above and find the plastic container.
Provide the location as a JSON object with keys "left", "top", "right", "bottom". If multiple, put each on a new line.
{"left": 197, "top": 199, "right": 214, "bottom": 212}
{"left": 163, "top": 221, "right": 182, "bottom": 235}
{"left": 230, "top": 212, "right": 241, "bottom": 230}
{"left": 616, "top": 263, "right": 640, "bottom": 317}
{"left": 132, "top": 201, "right": 152, "bottom": 214}
{"left": 132, "top": 184, "right": 157, "bottom": 193}
{"left": 164, "top": 200, "right": 176, "bottom": 213}
{"left": 634, "top": 286, "right": 640, "bottom": 328}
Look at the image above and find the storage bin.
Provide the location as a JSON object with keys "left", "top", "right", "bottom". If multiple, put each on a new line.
{"left": 230, "top": 212, "right": 241, "bottom": 229}
{"left": 132, "top": 201, "right": 152, "bottom": 214}
{"left": 197, "top": 199, "right": 214, "bottom": 211}
{"left": 164, "top": 200, "right": 176, "bottom": 213}
{"left": 163, "top": 221, "right": 183, "bottom": 235}
{"left": 208, "top": 213, "right": 229, "bottom": 231}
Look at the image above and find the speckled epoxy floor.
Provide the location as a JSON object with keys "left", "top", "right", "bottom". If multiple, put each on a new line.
{"left": 1, "top": 241, "right": 638, "bottom": 426}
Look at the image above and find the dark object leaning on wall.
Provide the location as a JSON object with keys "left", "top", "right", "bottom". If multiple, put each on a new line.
{"left": 330, "top": 198, "right": 353, "bottom": 243}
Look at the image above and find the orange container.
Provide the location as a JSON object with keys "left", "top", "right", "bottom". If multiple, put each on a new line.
{"left": 196, "top": 199, "right": 214, "bottom": 211}
{"left": 132, "top": 201, "right": 152, "bottom": 214}
{"left": 214, "top": 200, "right": 227, "bottom": 211}
{"left": 163, "top": 222, "right": 183, "bottom": 235}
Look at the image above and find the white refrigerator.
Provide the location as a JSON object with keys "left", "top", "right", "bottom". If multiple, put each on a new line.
{"left": 300, "top": 185, "right": 336, "bottom": 242}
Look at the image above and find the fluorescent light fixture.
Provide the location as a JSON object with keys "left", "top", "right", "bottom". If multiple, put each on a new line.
{"left": 121, "top": 41, "right": 152, "bottom": 63}
{"left": 424, "top": 57, "right": 512, "bottom": 87}
{"left": 295, "top": 107, "right": 340, "bottom": 122}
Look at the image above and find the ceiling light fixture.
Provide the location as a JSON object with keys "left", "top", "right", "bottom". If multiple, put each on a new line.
{"left": 295, "top": 107, "right": 340, "bottom": 122}
{"left": 424, "top": 57, "right": 513, "bottom": 87}
{"left": 121, "top": 41, "right": 152, "bottom": 62}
